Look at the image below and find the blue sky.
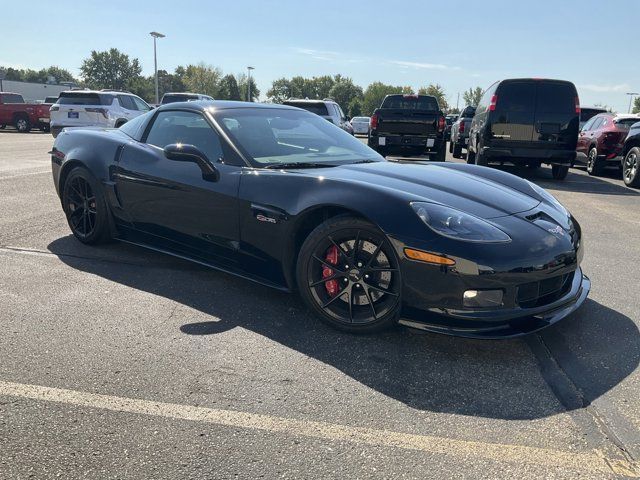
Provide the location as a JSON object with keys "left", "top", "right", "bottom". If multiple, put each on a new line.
{"left": 3, "top": 0, "right": 639, "bottom": 111}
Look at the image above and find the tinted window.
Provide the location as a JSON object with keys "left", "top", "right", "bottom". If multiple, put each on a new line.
{"left": 536, "top": 82, "right": 576, "bottom": 113}
{"left": 381, "top": 95, "right": 439, "bottom": 111}
{"left": 2, "top": 94, "right": 24, "bottom": 103}
{"left": 146, "top": 111, "right": 223, "bottom": 162}
{"left": 580, "top": 108, "right": 607, "bottom": 122}
{"left": 44, "top": 97, "right": 58, "bottom": 103}
{"left": 162, "top": 94, "right": 199, "bottom": 104}
{"left": 58, "top": 92, "right": 110, "bottom": 105}
{"left": 132, "top": 96, "right": 151, "bottom": 111}
{"left": 119, "top": 111, "right": 152, "bottom": 140}
{"left": 284, "top": 101, "right": 330, "bottom": 116}
{"left": 496, "top": 82, "right": 535, "bottom": 113}
{"left": 461, "top": 106, "right": 476, "bottom": 118}
{"left": 215, "top": 108, "right": 382, "bottom": 166}
{"left": 118, "top": 95, "right": 137, "bottom": 110}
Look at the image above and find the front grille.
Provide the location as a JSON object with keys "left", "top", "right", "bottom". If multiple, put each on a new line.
{"left": 516, "top": 272, "right": 574, "bottom": 308}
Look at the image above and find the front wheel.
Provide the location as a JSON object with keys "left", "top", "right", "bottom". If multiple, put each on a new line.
{"left": 551, "top": 165, "right": 569, "bottom": 180}
{"left": 623, "top": 147, "right": 640, "bottom": 187}
{"left": 296, "top": 215, "right": 402, "bottom": 333}
{"left": 62, "top": 167, "right": 112, "bottom": 244}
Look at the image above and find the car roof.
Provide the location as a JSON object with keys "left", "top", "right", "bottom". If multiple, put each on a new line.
{"left": 59, "top": 89, "right": 133, "bottom": 96}
{"left": 156, "top": 100, "right": 301, "bottom": 113}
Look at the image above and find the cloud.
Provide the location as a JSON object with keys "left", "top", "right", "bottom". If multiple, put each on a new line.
{"left": 292, "top": 48, "right": 340, "bottom": 61}
{"left": 578, "top": 83, "right": 633, "bottom": 93}
{"left": 390, "top": 60, "right": 460, "bottom": 71}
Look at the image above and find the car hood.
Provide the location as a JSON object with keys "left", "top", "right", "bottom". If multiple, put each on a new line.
{"left": 315, "top": 161, "right": 540, "bottom": 219}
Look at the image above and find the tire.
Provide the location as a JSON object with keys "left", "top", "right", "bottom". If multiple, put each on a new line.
{"left": 551, "top": 165, "right": 569, "bottom": 180}
{"left": 114, "top": 120, "right": 127, "bottom": 128}
{"left": 62, "top": 167, "right": 112, "bottom": 245}
{"left": 623, "top": 147, "right": 640, "bottom": 187}
{"left": 452, "top": 144, "right": 462, "bottom": 158}
{"left": 466, "top": 148, "right": 476, "bottom": 165}
{"left": 296, "top": 215, "right": 402, "bottom": 333}
{"left": 448, "top": 141, "right": 453, "bottom": 154}
{"left": 434, "top": 145, "right": 446, "bottom": 162}
{"left": 475, "top": 150, "right": 488, "bottom": 166}
{"left": 586, "top": 147, "right": 604, "bottom": 176}
{"left": 14, "top": 115, "right": 31, "bottom": 133}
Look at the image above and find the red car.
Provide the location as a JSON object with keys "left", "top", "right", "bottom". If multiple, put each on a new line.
{"left": 0, "top": 92, "right": 51, "bottom": 133}
{"left": 577, "top": 113, "right": 640, "bottom": 175}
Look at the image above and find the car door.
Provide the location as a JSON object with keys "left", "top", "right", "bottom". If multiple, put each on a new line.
{"left": 577, "top": 117, "right": 596, "bottom": 155}
{"left": 113, "top": 109, "right": 242, "bottom": 267}
{"left": 490, "top": 81, "right": 536, "bottom": 146}
{"left": 117, "top": 95, "right": 141, "bottom": 122}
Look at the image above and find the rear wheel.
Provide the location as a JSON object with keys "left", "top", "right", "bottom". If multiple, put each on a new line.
{"left": 466, "top": 148, "right": 476, "bottom": 164}
{"left": 62, "top": 167, "right": 111, "bottom": 244}
{"left": 475, "top": 150, "right": 488, "bottom": 166}
{"left": 551, "top": 165, "right": 569, "bottom": 180}
{"left": 14, "top": 115, "right": 31, "bottom": 133}
{"left": 586, "top": 147, "right": 604, "bottom": 176}
{"left": 296, "top": 215, "right": 402, "bottom": 333}
{"left": 623, "top": 147, "right": 640, "bottom": 187}
{"left": 452, "top": 144, "right": 462, "bottom": 158}
{"left": 448, "top": 141, "right": 453, "bottom": 154}
{"left": 433, "top": 145, "right": 446, "bottom": 162}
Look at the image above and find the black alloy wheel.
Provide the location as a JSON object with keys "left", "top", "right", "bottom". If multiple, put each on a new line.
{"left": 297, "top": 216, "right": 402, "bottom": 332}
{"left": 623, "top": 147, "right": 640, "bottom": 187}
{"left": 62, "top": 167, "right": 111, "bottom": 244}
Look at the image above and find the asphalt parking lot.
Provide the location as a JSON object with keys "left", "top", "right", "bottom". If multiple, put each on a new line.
{"left": 0, "top": 131, "right": 639, "bottom": 479}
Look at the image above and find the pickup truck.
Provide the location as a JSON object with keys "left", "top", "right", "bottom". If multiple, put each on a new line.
{"left": 449, "top": 105, "right": 476, "bottom": 159}
{"left": 367, "top": 94, "right": 446, "bottom": 160}
{"left": 0, "top": 92, "right": 51, "bottom": 133}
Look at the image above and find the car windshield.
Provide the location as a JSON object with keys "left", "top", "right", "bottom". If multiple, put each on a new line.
{"left": 162, "top": 94, "right": 199, "bottom": 104}
{"left": 284, "top": 102, "right": 330, "bottom": 116}
{"left": 215, "top": 108, "right": 383, "bottom": 167}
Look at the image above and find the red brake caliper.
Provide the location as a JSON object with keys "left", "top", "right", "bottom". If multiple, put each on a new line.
{"left": 322, "top": 245, "right": 341, "bottom": 297}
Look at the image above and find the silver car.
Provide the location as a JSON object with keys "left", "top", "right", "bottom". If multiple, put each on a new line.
{"left": 350, "top": 116, "right": 370, "bottom": 135}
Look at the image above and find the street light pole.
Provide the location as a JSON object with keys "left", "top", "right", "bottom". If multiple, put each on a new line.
{"left": 150, "top": 31, "right": 166, "bottom": 105}
{"left": 626, "top": 92, "right": 639, "bottom": 114}
{"left": 247, "top": 66, "right": 255, "bottom": 102}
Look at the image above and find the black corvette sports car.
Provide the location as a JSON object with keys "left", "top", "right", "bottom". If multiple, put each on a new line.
{"left": 50, "top": 101, "right": 590, "bottom": 338}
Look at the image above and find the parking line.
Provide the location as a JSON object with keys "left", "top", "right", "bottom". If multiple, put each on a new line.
{"left": 0, "top": 380, "right": 635, "bottom": 476}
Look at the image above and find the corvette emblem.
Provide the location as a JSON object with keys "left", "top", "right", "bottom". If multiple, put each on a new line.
{"left": 548, "top": 225, "right": 565, "bottom": 237}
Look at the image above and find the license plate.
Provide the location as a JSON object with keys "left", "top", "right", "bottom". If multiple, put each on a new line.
{"left": 378, "top": 137, "right": 386, "bottom": 146}
{"left": 68, "top": 112, "right": 79, "bottom": 119}
{"left": 426, "top": 139, "right": 435, "bottom": 147}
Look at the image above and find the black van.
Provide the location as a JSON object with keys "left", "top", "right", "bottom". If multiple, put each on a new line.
{"left": 467, "top": 78, "right": 580, "bottom": 180}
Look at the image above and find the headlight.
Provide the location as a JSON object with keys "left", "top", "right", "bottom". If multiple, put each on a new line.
{"left": 527, "top": 181, "right": 568, "bottom": 217}
{"left": 411, "top": 202, "right": 511, "bottom": 243}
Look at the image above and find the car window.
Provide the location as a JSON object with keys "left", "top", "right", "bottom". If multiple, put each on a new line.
{"left": 118, "top": 95, "right": 137, "bottom": 110}
{"left": 590, "top": 117, "right": 604, "bottom": 130}
{"left": 495, "top": 82, "right": 535, "bottom": 113}
{"left": 2, "top": 94, "right": 24, "bottom": 103}
{"left": 119, "top": 111, "right": 152, "bottom": 140}
{"left": 146, "top": 110, "right": 223, "bottom": 163}
{"left": 461, "top": 106, "right": 476, "bottom": 118}
{"left": 132, "top": 96, "right": 151, "bottom": 112}
{"left": 381, "top": 95, "right": 439, "bottom": 111}
{"left": 57, "top": 92, "right": 110, "bottom": 105}
{"left": 614, "top": 118, "right": 640, "bottom": 130}
{"left": 536, "top": 83, "right": 576, "bottom": 113}
{"left": 283, "top": 102, "right": 329, "bottom": 116}
{"left": 476, "top": 82, "right": 498, "bottom": 114}
{"left": 581, "top": 117, "right": 596, "bottom": 131}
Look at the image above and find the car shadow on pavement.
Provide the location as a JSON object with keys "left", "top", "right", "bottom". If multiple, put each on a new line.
{"left": 48, "top": 236, "right": 639, "bottom": 421}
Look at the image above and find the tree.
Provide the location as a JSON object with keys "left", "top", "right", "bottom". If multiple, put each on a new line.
{"left": 267, "top": 78, "right": 294, "bottom": 103}
{"left": 348, "top": 97, "right": 363, "bottom": 117}
{"left": 328, "top": 77, "right": 363, "bottom": 112}
{"left": 462, "top": 87, "right": 483, "bottom": 107}
{"left": 218, "top": 74, "right": 241, "bottom": 100}
{"left": 362, "top": 82, "right": 404, "bottom": 116}
{"left": 418, "top": 84, "right": 449, "bottom": 111}
{"left": 633, "top": 97, "right": 640, "bottom": 114}
{"left": 80, "top": 48, "right": 142, "bottom": 90}
{"left": 237, "top": 73, "right": 260, "bottom": 102}
{"left": 0, "top": 65, "right": 78, "bottom": 84}
{"left": 182, "top": 63, "right": 222, "bottom": 97}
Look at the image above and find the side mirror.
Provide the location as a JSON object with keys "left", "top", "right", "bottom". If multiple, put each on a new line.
{"left": 164, "top": 143, "right": 219, "bottom": 182}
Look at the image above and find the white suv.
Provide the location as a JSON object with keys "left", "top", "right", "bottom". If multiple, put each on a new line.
{"left": 282, "top": 98, "right": 353, "bottom": 134}
{"left": 50, "top": 90, "right": 152, "bottom": 137}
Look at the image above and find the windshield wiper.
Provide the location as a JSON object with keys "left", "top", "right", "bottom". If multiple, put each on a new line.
{"left": 263, "top": 162, "right": 337, "bottom": 169}
{"left": 350, "top": 159, "right": 378, "bottom": 164}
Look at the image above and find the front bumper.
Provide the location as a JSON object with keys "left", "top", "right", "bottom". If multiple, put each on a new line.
{"left": 399, "top": 268, "right": 590, "bottom": 338}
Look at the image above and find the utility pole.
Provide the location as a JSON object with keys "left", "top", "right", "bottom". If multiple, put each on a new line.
{"left": 627, "top": 92, "right": 639, "bottom": 114}
{"left": 456, "top": 92, "right": 460, "bottom": 111}
{"left": 150, "top": 32, "right": 166, "bottom": 105}
{"left": 247, "top": 66, "right": 255, "bottom": 102}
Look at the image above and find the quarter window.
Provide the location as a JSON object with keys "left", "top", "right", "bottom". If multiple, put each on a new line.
{"left": 118, "top": 95, "right": 137, "bottom": 110}
{"left": 132, "top": 96, "right": 151, "bottom": 111}
{"left": 146, "top": 111, "right": 224, "bottom": 163}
